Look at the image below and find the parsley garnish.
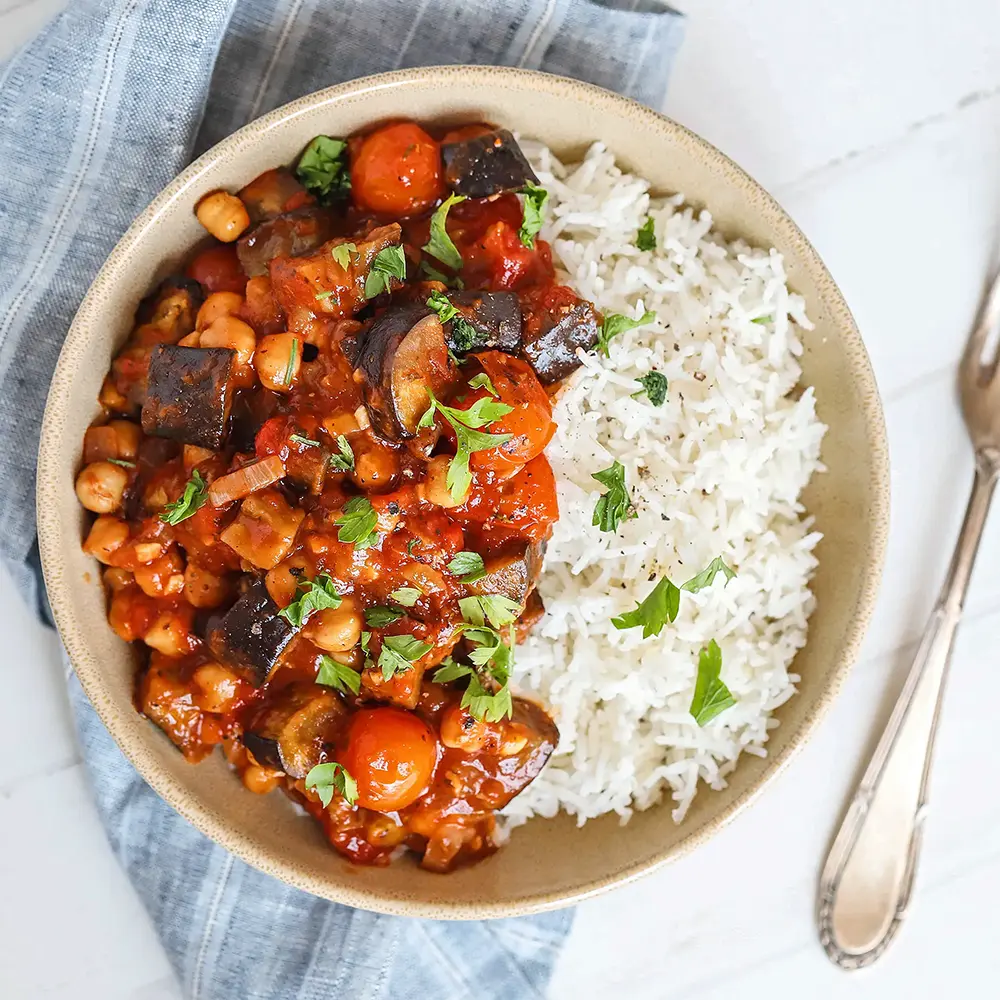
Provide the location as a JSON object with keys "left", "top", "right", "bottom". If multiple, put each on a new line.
{"left": 315, "top": 290, "right": 335, "bottom": 301}
{"left": 518, "top": 182, "right": 548, "bottom": 249}
{"left": 612, "top": 576, "right": 681, "bottom": 639}
{"left": 107, "top": 458, "right": 136, "bottom": 469}
{"left": 468, "top": 373, "right": 497, "bottom": 396}
{"left": 460, "top": 594, "right": 521, "bottom": 629}
{"left": 420, "top": 260, "right": 464, "bottom": 288}
{"left": 689, "top": 639, "right": 736, "bottom": 725}
{"left": 331, "top": 242, "right": 357, "bottom": 269}
{"left": 305, "top": 761, "right": 357, "bottom": 807}
{"left": 295, "top": 136, "right": 350, "bottom": 202}
{"left": 422, "top": 193, "right": 465, "bottom": 271}
{"left": 389, "top": 587, "right": 421, "bottom": 607}
{"left": 329, "top": 434, "right": 354, "bottom": 472}
{"left": 159, "top": 470, "right": 208, "bottom": 525}
{"left": 681, "top": 556, "right": 737, "bottom": 593}
{"left": 282, "top": 337, "right": 299, "bottom": 386}
{"left": 596, "top": 310, "right": 656, "bottom": 356}
{"left": 364, "top": 605, "right": 404, "bottom": 628}
{"left": 316, "top": 655, "right": 361, "bottom": 695}
{"left": 364, "top": 245, "right": 407, "bottom": 300}
{"left": 631, "top": 371, "right": 668, "bottom": 406}
{"left": 378, "top": 633, "right": 432, "bottom": 681}
{"left": 426, "top": 290, "right": 458, "bottom": 323}
{"left": 289, "top": 433, "right": 321, "bottom": 448}
{"left": 432, "top": 626, "right": 515, "bottom": 723}
{"left": 447, "top": 550, "right": 485, "bottom": 581}
{"left": 406, "top": 538, "right": 420, "bottom": 555}
{"left": 417, "top": 389, "right": 513, "bottom": 501}
{"left": 334, "top": 496, "right": 378, "bottom": 548}
{"left": 278, "top": 574, "right": 342, "bottom": 628}
{"left": 751, "top": 315, "right": 770, "bottom": 325}
{"left": 592, "top": 461, "right": 637, "bottom": 533}
{"left": 635, "top": 216, "right": 656, "bottom": 251}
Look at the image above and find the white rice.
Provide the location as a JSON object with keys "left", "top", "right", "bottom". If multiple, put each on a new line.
{"left": 503, "top": 141, "right": 827, "bottom": 828}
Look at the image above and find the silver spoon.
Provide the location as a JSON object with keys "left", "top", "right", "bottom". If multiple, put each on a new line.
{"left": 816, "top": 268, "right": 1000, "bottom": 968}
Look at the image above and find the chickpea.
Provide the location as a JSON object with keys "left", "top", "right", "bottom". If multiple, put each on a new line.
{"left": 75, "top": 461, "right": 129, "bottom": 513}
{"left": 439, "top": 703, "right": 494, "bottom": 753}
{"left": 254, "top": 333, "right": 301, "bottom": 392}
{"left": 83, "top": 516, "right": 129, "bottom": 564}
{"left": 103, "top": 566, "right": 134, "bottom": 592}
{"left": 200, "top": 314, "right": 256, "bottom": 370}
{"left": 143, "top": 610, "right": 193, "bottom": 657}
{"left": 192, "top": 662, "right": 241, "bottom": 713}
{"left": 366, "top": 814, "right": 406, "bottom": 848}
{"left": 351, "top": 441, "right": 400, "bottom": 491}
{"left": 242, "top": 764, "right": 282, "bottom": 795}
{"left": 134, "top": 549, "right": 185, "bottom": 598}
{"left": 418, "top": 455, "right": 462, "bottom": 508}
{"left": 265, "top": 553, "right": 312, "bottom": 607}
{"left": 196, "top": 291, "right": 244, "bottom": 331}
{"left": 498, "top": 726, "right": 529, "bottom": 757}
{"left": 84, "top": 420, "right": 140, "bottom": 462}
{"left": 305, "top": 597, "right": 362, "bottom": 653}
{"left": 195, "top": 190, "right": 250, "bottom": 242}
{"left": 98, "top": 375, "right": 130, "bottom": 413}
{"left": 185, "top": 562, "right": 232, "bottom": 608}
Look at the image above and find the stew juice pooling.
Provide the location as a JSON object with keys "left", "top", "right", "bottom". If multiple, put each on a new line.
{"left": 75, "top": 121, "right": 603, "bottom": 872}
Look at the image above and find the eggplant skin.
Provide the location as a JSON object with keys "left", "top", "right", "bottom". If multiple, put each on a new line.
{"left": 442, "top": 129, "right": 539, "bottom": 199}
{"left": 521, "top": 302, "right": 599, "bottom": 384}
{"left": 205, "top": 578, "right": 295, "bottom": 687}
{"left": 446, "top": 291, "right": 522, "bottom": 355}
{"left": 141, "top": 345, "right": 236, "bottom": 450}
{"left": 243, "top": 682, "right": 348, "bottom": 778}
{"left": 237, "top": 207, "right": 335, "bottom": 278}
{"left": 354, "top": 305, "right": 449, "bottom": 441}
{"left": 464, "top": 540, "right": 544, "bottom": 606}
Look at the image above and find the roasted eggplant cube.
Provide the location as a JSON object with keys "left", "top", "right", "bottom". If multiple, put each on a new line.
{"left": 464, "top": 541, "right": 544, "bottom": 606}
{"left": 141, "top": 345, "right": 235, "bottom": 449}
{"left": 354, "top": 305, "right": 452, "bottom": 440}
{"left": 446, "top": 291, "right": 522, "bottom": 355}
{"left": 441, "top": 129, "right": 539, "bottom": 199}
{"left": 237, "top": 206, "right": 335, "bottom": 278}
{"left": 243, "top": 681, "right": 348, "bottom": 778}
{"left": 205, "top": 578, "right": 294, "bottom": 687}
{"left": 521, "top": 302, "right": 599, "bottom": 384}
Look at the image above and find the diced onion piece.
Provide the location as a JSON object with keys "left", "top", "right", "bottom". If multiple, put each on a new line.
{"left": 209, "top": 455, "right": 285, "bottom": 506}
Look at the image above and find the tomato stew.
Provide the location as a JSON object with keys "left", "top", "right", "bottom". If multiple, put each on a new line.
{"left": 76, "top": 122, "right": 601, "bottom": 872}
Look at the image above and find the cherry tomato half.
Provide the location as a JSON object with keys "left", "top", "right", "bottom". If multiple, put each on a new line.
{"left": 350, "top": 122, "right": 445, "bottom": 217}
{"left": 342, "top": 707, "right": 438, "bottom": 812}
{"left": 186, "top": 244, "right": 248, "bottom": 295}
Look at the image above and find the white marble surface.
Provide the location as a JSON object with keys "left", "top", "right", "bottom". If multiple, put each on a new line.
{"left": 4, "top": 0, "right": 1000, "bottom": 997}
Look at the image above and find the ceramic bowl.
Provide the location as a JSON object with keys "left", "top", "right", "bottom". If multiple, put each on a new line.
{"left": 36, "top": 66, "right": 889, "bottom": 918}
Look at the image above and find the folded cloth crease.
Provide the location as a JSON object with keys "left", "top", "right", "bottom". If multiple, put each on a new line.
{"left": 2, "top": 1, "right": 684, "bottom": 996}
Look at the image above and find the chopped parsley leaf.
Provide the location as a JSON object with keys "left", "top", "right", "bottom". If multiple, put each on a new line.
{"left": 422, "top": 193, "right": 465, "bottom": 271}
{"left": 635, "top": 216, "right": 656, "bottom": 251}
{"left": 631, "top": 371, "right": 668, "bottom": 406}
{"left": 591, "top": 461, "right": 637, "bottom": 533}
{"left": 364, "top": 245, "right": 407, "bottom": 300}
{"left": 518, "top": 182, "right": 548, "bottom": 249}
{"left": 611, "top": 576, "right": 681, "bottom": 639}
{"left": 329, "top": 434, "right": 355, "bottom": 473}
{"left": 295, "top": 136, "right": 350, "bottom": 202}
{"left": 316, "top": 655, "right": 361, "bottom": 695}
{"left": 331, "top": 242, "right": 357, "bottom": 269}
{"left": 689, "top": 639, "right": 736, "bottom": 725}
{"left": 304, "top": 761, "right": 357, "bottom": 807}
{"left": 278, "top": 574, "right": 342, "bottom": 628}
{"left": 596, "top": 310, "right": 656, "bottom": 356}
{"left": 334, "top": 496, "right": 378, "bottom": 548}
{"left": 377, "top": 633, "right": 432, "bottom": 681}
{"left": 159, "top": 470, "right": 208, "bottom": 525}
{"left": 681, "top": 556, "right": 737, "bottom": 593}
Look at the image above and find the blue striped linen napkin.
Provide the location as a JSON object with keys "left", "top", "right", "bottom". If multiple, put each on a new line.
{"left": 1, "top": 1, "right": 685, "bottom": 997}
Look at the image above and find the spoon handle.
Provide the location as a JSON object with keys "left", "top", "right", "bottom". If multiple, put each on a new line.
{"left": 817, "top": 452, "right": 998, "bottom": 968}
